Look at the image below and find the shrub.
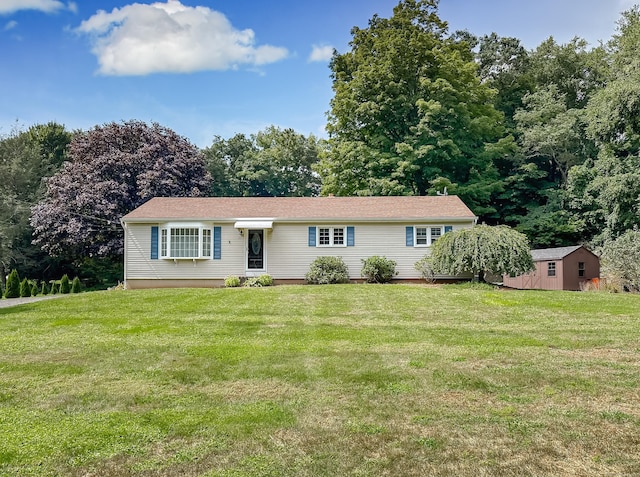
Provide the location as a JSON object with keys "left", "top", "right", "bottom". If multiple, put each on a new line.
{"left": 361, "top": 256, "right": 397, "bottom": 283}
{"left": 19, "top": 278, "right": 31, "bottom": 297}
{"left": 224, "top": 275, "right": 241, "bottom": 288}
{"left": 41, "top": 280, "right": 50, "bottom": 296}
{"left": 257, "top": 274, "right": 273, "bottom": 287}
{"left": 31, "top": 281, "right": 39, "bottom": 296}
{"left": 71, "top": 276, "right": 82, "bottom": 293}
{"left": 414, "top": 255, "right": 436, "bottom": 283}
{"left": 305, "top": 256, "right": 350, "bottom": 284}
{"left": 60, "top": 274, "right": 71, "bottom": 294}
{"left": 5, "top": 269, "right": 21, "bottom": 298}
{"left": 243, "top": 277, "right": 261, "bottom": 287}
{"left": 50, "top": 282, "right": 59, "bottom": 295}
{"left": 601, "top": 229, "right": 640, "bottom": 292}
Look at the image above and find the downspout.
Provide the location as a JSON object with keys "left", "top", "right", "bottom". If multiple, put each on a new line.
{"left": 121, "top": 220, "right": 128, "bottom": 288}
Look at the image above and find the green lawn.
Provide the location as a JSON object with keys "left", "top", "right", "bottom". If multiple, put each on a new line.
{"left": 1, "top": 284, "right": 640, "bottom": 476}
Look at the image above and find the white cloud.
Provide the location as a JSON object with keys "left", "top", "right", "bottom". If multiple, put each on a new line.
{"left": 308, "top": 44, "right": 334, "bottom": 63}
{"left": 4, "top": 20, "right": 17, "bottom": 30}
{"left": 75, "top": 0, "right": 289, "bottom": 76}
{"left": 0, "top": 0, "right": 68, "bottom": 14}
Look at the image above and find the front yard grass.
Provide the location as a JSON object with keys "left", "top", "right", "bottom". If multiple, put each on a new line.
{"left": 1, "top": 284, "right": 639, "bottom": 476}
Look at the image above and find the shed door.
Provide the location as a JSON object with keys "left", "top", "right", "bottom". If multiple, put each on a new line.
{"left": 247, "top": 229, "right": 264, "bottom": 270}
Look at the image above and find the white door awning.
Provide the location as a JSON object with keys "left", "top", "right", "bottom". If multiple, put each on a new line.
{"left": 234, "top": 220, "right": 273, "bottom": 229}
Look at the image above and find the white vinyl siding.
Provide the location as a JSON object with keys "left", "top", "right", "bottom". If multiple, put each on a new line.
{"left": 124, "top": 224, "right": 244, "bottom": 281}
{"left": 273, "top": 223, "right": 471, "bottom": 280}
{"left": 124, "top": 221, "right": 474, "bottom": 284}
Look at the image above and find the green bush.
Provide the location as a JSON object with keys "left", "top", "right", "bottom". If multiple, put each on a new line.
{"left": 41, "top": 280, "right": 50, "bottom": 295}
{"left": 224, "top": 275, "right": 241, "bottom": 288}
{"left": 243, "top": 277, "right": 261, "bottom": 287}
{"left": 305, "top": 256, "right": 350, "bottom": 284}
{"left": 5, "top": 269, "right": 21, "bottom": 298}
{"left": 31, "top": 281, "right": 39, "bottom": 296}
{"left": 71, "top": 276, "right": 82, "bottom": 293}
{"left": 361, "top": 256, "right": 398, "bottom": 283}
{"left": 50, "top": 282, "right": 59, "bottom": 295}
{"left": 257, "top": 274, "right": 273, "bottom": 287}
{"left": 19, "top": 278, "right": 31, "bottom": 297}
{"left": 414, "top": 255, "right": 436, "bottom": 283}
{"left": 60, "top": 274, "right": 71, "bottom": 294}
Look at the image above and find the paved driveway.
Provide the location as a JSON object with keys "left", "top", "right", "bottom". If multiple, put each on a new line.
{"left": 0, "top": 295, "right": 63, "bottom": 309}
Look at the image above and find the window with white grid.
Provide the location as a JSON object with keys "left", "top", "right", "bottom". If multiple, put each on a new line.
{"left": 317, "top": 227, "right": 346, "bottom": 247}
{"left": 159, "top": 225, "right": 213, "bottom": 259}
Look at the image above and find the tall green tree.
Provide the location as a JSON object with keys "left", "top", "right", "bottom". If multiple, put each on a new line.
{"left": 319, "top": 0, "right": 505, "bottom": 213}
{"left": 0, "top": 122, "right": 72, "bottom": 282}
{"left": 204, "top": 126, "right": 322, "bottom": 197}
{"left": 475, "top": 33, "right": 533, "bottom": 129}
{"left": 567, "top": 7, "right": 640, "bottom": 245}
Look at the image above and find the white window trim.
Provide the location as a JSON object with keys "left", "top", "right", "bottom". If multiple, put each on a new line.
{"left": 316, "top": 226, "right": 347, "bottom": 247}
{"left": 414, "top": 225, "right": 444, "bottom": 247}
{"left": 159, "top": 223, "right": 214, "bottom": 260}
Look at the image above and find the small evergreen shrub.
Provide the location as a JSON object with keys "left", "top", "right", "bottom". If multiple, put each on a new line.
{"left": 361, "top": 256, "right": 398, "bottom": 283}
{"left": 5, "top": 269, "right": 21, "bottom": 298}
{"left": 19, "top": 278, "right": 31, "bottom": 297}
{"left": 41, "top": 280, "right": 50, "bottom": 296}
{"left": 50, "top": 282, "right": 59, "bottom": 295}
{"left": 71, "top": 276, "right": 82, "bottom": 293}
{"left": 224, "top": 275, "right": 241, "bottom": 288}
{"left": 60, "top": 274, "right": 71, "bottom": 294}
{"left": 257, "top": 274, "right": 273, "bottom": 287}
{"left": 31, "top": 281, "right": 39, "bottom": 296}
{"left": 305, "top": 256, "right": 350, "bottom": 284}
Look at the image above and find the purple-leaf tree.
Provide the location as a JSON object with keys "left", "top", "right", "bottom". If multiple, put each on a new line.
{"left": 30, "top": 120, "right": 211, "bottom": 258}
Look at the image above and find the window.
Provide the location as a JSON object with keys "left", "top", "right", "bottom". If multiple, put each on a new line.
{"left": 548, "top": 262, "right": 556, "bottom": 277}
{"left": 578, "top": 262, "right": 585, "bottom": 277}
{"left": 159, "top": 225, "right": 213, "bottom": 259}
{"left": 416, "top": 227, "right": 428, "bottom": 245}
{"left": 317, "top": 227, "right": 346, "bottom": 247}
{"left": 430, "top": 227, "right": 442, "bottom": 243}
{"left": 413, "top": 226, "right": 443, "bottom": 246}
{"left": 319, "top": 228, "right": 331, "bottom": 246}
{"left": 333, "top": 227, "right": 344, "bottom": 245}
{"left": 202, "top": 229, "right": 212, "bottom": 257}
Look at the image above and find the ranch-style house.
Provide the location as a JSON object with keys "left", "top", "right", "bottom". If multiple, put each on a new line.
{"left": 120, "top": 195, "right": 477, "bottom": 288}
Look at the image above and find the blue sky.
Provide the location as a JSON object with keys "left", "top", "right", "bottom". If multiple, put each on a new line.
{"left": 0, "top": 0, "right": 635, "bottom": 147}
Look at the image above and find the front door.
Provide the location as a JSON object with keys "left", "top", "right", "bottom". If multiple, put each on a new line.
{"left": 247, "top": 229, "right": 264, "bottom": 271}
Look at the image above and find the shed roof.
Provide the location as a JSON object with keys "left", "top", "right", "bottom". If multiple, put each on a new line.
{"left": 121, "top": 195, "right": 477, "bottom": 223}
{"left": 531, "top": 245, "right": 592, "bottom": 261}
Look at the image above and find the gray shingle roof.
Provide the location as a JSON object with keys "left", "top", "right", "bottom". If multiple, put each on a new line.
{"left": 531, "top": 245, "right": 585, "bottom": 261}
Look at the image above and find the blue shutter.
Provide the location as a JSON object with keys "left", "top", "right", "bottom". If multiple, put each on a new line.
{"left": 347, "top": 226, "right": 355, "bottom": 246}
{"left": 308, "top": 226, "right": 316, "bottom": 247}
{"left": 444, "top": 225, "right": 453, "bottom": 233}
{"left": 406, "top": 226, "right": 414, "bottom": 246}
{"left": 150, "top": 226, "right": 159, "bottom": 259}
{"left": 213, "top": 226, "right": 222, "bottom": 259}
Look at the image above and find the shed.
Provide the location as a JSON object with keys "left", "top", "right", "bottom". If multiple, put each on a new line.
{"left": 502, "top": 245, "right": 600, "bottom": 291}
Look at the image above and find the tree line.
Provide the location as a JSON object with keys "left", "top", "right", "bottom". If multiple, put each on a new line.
{"left": 2, "top": 0, "right": 640, "bottom": 287}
